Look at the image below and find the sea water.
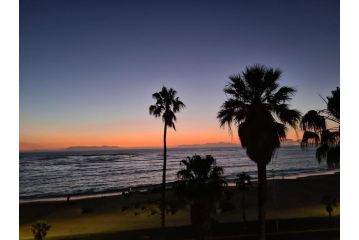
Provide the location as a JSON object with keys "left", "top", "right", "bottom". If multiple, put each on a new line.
{"left": 19, "top": 146, "right": 331, "bottom": 201}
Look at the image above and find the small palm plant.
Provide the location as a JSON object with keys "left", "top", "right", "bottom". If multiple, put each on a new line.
{"left": 235, "top": 172, "right": 252, "bottom": 230}
{"left": 321, "top": 195, "right": 338, "bottom": 220}
{"left": 176, "top": 155, "right": 227, "bottom": 240}
{"left": 30, "top": 221, "right": 51, "bottom": 240}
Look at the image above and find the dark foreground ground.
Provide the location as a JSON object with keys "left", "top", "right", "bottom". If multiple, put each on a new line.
{"left": 20, "top": 174, "right": 339, "bottom": 240}
{"left": 47, "top": 217, "right": 339, "bottom": 240}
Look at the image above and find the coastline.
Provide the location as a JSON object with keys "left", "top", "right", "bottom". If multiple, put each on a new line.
{"left": 20, "top": 173, "right": 340, "bottom": 240}
{"left": 19, "top": 169, "right": 339, "bottom": 204}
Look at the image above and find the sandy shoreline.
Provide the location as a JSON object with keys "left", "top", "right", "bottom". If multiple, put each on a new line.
{"left": 20, "top": 169, "right": 339, "bottom": 204}
{"left": 20, "top": 173, "right": 339, "bottom": 240}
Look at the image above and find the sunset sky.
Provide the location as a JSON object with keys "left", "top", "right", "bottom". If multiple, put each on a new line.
{"left": 19, "top": 0, "right": 339, "bottom": 151}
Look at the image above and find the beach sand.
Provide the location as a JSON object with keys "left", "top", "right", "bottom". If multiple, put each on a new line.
{"left": 19, "top": 173, "right": 339, "bottom": 240}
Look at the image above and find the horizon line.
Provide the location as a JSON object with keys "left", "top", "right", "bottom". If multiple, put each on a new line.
{"left": 19, "top": 139, "right": 301, "bottom": 153}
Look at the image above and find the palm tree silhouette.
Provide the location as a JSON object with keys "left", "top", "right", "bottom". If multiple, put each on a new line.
{"left": 217, "top": 64, "right": 301, "bottom": 240}
{"left": 149, "top": 86, "right": 185, "bottom": 228}
{"left": 321, "top": 195, "right": 338, "bottom": 222}
{"left": 301, "top": 87, "right": 340, "bottom": 168}
{"left": 30, "top": 221, "right": 51, "bottom": 240}
{"left": 176, "top": 155, "right": 227, "bottom": 240}
{"left": 235, "top": 172, "right": 252, "bottom": 230}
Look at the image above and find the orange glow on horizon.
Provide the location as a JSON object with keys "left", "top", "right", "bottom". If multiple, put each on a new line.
{"left": 20, "top": 128, "right": 301, "bottom": 151}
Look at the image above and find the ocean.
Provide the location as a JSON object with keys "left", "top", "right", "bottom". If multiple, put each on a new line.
{"left": 20, "top": 145, "right": 331, "bottom": 201}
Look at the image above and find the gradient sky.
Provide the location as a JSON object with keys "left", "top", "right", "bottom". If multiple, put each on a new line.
{"left": 20, "top": 0, "right": 339, "bottom": 151}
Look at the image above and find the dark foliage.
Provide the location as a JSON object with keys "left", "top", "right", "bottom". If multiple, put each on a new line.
{"left": 301, "top": 87, "right": 340, "bottom": 168}
{"left": 30, "top": 221, "right": 51, "bottom": 240}
{"left": 176, "top": 155, "right": 227, "bottom": 240}
{"left": 321, "top": 195, "right": 338, "bottom": 218}
{"left": 217, "top": 64, "right": 300, "bottom": 240}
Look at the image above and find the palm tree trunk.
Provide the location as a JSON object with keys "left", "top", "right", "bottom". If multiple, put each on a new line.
{"left": 161, "top": 124, "right": 167, "bottom": 229}
{"left": 257, "top": 163, "right": 267, "bottom": 240}
{"left": 328, "top": 209, "right": 332, "bottom": 225}
{"left": 242, "top": 191, "right": 247, "bottom": 231}
{"left": 190, "top": 204, "right": 200, "bottom": 240}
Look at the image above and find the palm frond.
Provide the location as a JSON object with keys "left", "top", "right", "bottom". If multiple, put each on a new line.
{"left": 226, "top": 74, "right": 248, "bottom": 99}
{"left": 171, "top": 122, "right": 176, "bottom": 131}
{"left": 218, "top": 99, "right": 248, "bottom": 128}
{"left": 301, "top": 131, "right": 320, "bottom": 146}
{"left": 321, "top": 130, "right": 339, "bottom": 145}
{"left": 262, "top": 68, "right": 281, "bottom": 100}
{"left": 275, "top": 122, "right": 287, "bottom": 140}
{"left": 173, "top": 97, "right": 186, "bottom": 112}
{"left": 149, "top": 105, "right": 163, "bottom": 117}
{"left": 222, "top": 98, "right": 245, "bottom": 110}
{"left": 316, "top": 144, "right": 329, "bottom": 163}
{"left": 210, "top": 166, "right": 224, "bottom": 179}
{"left": 327, "top": 145, "right": 340, "bottom": 169}
{"left": 177, "top": 169, "right": 194, "bottom": 180}
{"left": 301, "top": 110, "right": 326, "bottom": 132}
{"left": 160, "top": 86, "right": 170, "bottom": 103}
{"left": 274, "top": 105, "right": 301, "bottom": 128}
{"left": 243, "top": 64, "right": 266, "bottom": 92}
{"left": 180, "top": 158, "right": 190, "bottom": 167}
{"left": 152, "top": 92, "right": 162, "bottom": 101}
{"left": 149, "top": 86, "right": 185, "bottom": 130}
{"left": 217, "top": 108, "right": 235, "bottom": 129}
{"left": 168, "top": 88, "right": 177, "bottom": 100}
{"left": 326, "top": 87, "right": 340, "bottom": 121}
{"left": 270, "top": 86, "right": 296, "bottom": 104}
{"left": 162, "top": 110, "right": 177, "bottom": 130}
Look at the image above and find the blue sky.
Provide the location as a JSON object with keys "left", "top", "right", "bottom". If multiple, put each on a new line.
{"left": 20, "top": 0, "right": 339, "bottom": 149}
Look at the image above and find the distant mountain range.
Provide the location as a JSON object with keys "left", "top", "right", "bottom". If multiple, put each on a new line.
{"left": 65, "top": 139, "right": 300, "bottom": 151}
{"left": 176, "top": 142, "right": 240, "bottom": 148}
{"left": 176, "top": 139, "right": 299, "bottom": 148}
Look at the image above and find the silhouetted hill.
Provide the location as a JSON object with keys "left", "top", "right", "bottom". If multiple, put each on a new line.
{"left": 176, "top": 139, "right": 299, "bottom": 148}
{"left": 176, "top": 142, "right": 239, "bottom": 148}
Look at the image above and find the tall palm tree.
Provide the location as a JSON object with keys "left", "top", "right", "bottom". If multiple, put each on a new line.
{"left": 176, "top": 155, "right": 227, "bottom": 240}
{"left": 149, "top": 86, "right": 185, "bottom": 228}
{"left": 235, "top": 172, "right": 252, "bottom": 230}
{"left": 301, "top": 87, "right": 340, "bottom": 168}
{"left": 217, "top": 64, "right": 301, "bottom": 240}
